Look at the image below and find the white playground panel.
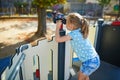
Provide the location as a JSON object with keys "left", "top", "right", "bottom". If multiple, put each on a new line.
{"left": 1, "top": 37, "right": 73, "bottom": 80}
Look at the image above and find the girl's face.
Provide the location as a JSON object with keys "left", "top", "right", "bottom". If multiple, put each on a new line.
{"left": 66, "top": 17, "right": 73, "bottom": 31}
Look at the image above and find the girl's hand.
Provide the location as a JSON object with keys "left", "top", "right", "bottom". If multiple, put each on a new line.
{"left": 56, "top": 20, "right": 62, "bottom": 29}
{"left": 55, "top": 20, "right": 71, "bottom": 42}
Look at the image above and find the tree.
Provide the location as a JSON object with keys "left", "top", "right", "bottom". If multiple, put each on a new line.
{"left": 14, "top": 1, "right": 28, "bottom": 14}
{"left": 114, "top": 0, "right": 120, "bottom": 19}
{"left": 97, "top": 0, "right": 111, "bottom": 17}
{"left": 32, "top": 0, "right": 66, "bottom": 37}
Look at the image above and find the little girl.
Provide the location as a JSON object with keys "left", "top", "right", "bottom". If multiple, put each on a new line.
{"left": 55, "top": 13, "right": 100, "bottom": 80}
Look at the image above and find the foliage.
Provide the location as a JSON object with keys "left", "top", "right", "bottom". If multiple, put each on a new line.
{"left": 14, "top": 1, "right": 29, "bottom": 14}
{"left": 97, "top": 0, "right": 111, "bottom": 7}
{"left": 32, "top": 0, "right": 66, "bottom": 8}
{"left": 78, "top": 0, "right": 86, "bottom": 3}
{"left": 14, "top": 1, "right": 28, "bottom": 8}
{"left": 97, "top": 0, "right": 111, "bottom": 17}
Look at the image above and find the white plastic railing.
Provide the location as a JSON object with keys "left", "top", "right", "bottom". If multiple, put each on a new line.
{"left": 1, "top": 37, "right": 73, "bottom": 80}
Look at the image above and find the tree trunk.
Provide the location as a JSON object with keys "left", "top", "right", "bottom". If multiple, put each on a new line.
{"left": 102, "top": 6, "right": 105, "bottom": 18}
{"left": 36, "top": 7, "right": 46, "bottom": 37}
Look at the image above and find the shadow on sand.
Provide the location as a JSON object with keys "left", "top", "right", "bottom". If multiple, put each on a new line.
{"left": 0, "top": 33, "right": 45, "bottom": 59}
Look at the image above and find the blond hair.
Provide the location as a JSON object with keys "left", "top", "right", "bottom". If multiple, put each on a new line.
{"left": 67, "top": 13, "right": 89, "bottom": 39}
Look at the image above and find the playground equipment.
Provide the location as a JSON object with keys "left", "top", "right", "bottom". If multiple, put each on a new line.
{"left": 1, "top": 18, "right": 120, "bottom": 80}
{"left": 95, "top": 19, "right": 120, "bottom": 67}
{"left": 0, "top": 28, "right": 74, "bottom": 80}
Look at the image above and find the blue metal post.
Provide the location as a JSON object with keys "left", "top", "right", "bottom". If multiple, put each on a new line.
{"left": 95, "top": 19, "right": 104, "bottom": 52}
{"left": 58, "top": 25, "right": 66, "bottom": 80}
